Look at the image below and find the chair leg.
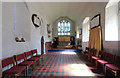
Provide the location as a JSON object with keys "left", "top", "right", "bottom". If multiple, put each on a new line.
{"left": 32, "top": 62, "right": 35, "bottom": 71}
{"left": 38, "top": 59, "right": 40, "bottom": 65}
{"left": 96, "top": 61, "right": 98, "bottom": 68}
{"left": 91, "top": 59, "right": 93, "bottom": 63}
{"left": 115, "top": 71, "right": 118, "bottom": 78}
{"left": 41, "top": 57, "right": 44, "bottom": 62}
{"left": 24, "top": 69, "right": 26, "bottom": 77}
{"left": 95, "top": 60, "right": 97, "bottom": 65}
{"left": 26, "top": 66, "right": 28, "bottom": 76}
{"left": 104, "top": 65, "right": 107, "bottom": 75}
{"left": 41, "top": 56, "right": 43, "bottom": 59}
{"left": 88, "top": 56, "right": 90, "bottom": 61}
{"left": 103, "top": 65, "right": 105, "bottom": 74}
{"left": 14, "top": 74, "right": 18, "bottom": 78}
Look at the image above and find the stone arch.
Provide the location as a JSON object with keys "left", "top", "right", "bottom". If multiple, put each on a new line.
{"left": 53, "top": 17, "right": 75, "bottom": 37}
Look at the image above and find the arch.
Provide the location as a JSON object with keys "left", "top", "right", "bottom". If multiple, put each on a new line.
{"left": 57, "top": 19, "right": 71, "bottom": 35}
{"left": 41, "top": 36, "right": 44, "bottom": 55}
{"left": 105, "top": 1, "right": 119, "bottom": 41}
{"left": 53, "top": 17, "right": 75, "bottom": 37}
{"left": 82, "top": 17, "right": 90, "bottom": 42}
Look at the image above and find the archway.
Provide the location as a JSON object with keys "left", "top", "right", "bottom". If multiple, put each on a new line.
{"left": 41, "top": 36, "right": 44, "bottom": 55}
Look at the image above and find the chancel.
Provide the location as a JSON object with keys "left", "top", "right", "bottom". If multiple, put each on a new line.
{"left": 0, "top": 0, "right": 120, "bottom": 78}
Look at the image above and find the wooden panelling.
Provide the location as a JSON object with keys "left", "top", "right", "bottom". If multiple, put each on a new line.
{"left": 45, "top": 42, "right": 51, "bottom": 53}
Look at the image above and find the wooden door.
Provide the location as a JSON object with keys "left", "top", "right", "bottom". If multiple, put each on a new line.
{"left": 41, "top": 36, "right": 44, "bottom": 55}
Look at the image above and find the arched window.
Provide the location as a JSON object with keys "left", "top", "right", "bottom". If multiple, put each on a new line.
{"left": 105, "top": 1, "right": 119, "bottom": 41}
{"left": 58, "top": 19, "right": 71, "bottom": 35}
{"left": 82, "top": 17, "right": 90, "bottom": 42}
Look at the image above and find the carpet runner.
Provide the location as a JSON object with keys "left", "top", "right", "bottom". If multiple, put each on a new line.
{"left": 48, "top": 49, "right": 82, "bottom": 52}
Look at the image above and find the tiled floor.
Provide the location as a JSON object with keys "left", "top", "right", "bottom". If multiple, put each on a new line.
{"left": 20, "top": 52, "right": 105, "bottom": 78}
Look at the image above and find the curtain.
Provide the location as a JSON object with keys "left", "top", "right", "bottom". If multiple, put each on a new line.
{"left": 88, "top": 26, "right": 101, "bottom": 56}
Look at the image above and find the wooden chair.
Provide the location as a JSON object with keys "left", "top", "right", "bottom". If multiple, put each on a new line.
{"left": 31, "top": 49, "right": 43, "bottom": 59}
{"left": 25, "top": 51, "right": 40, "bottom": 67}
{"left": 15, "top": 53, "right": 34, "bottom": 76}
{"left": 91, "top": 50, "right": 104, "bottom": 65}
{"left": 96, "top": 52, "right": 115, "bottom": 73}
{"left": 81, "top": 47, "right": 89, "bottom": 54}
{"left": 2, "top": 56, "right": 26, "bottom": 78}
{"left": 85, "top": 48, "right": 96, "bottom": 61}
{"left": 105, "top": 55, "right": 120, "bottom": 78}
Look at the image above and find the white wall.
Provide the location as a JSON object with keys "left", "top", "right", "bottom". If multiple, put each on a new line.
{"left": 75, "top": 21, "right": 82, "bottom": 46}
{"left": 1, "top": 2, "right": 51, "bottom": 77}
{"left": 2, "top": 2, "right": 50, "bottom": 59}
{"left": 81, "top": 2, "right": 107, "bottom": 51}
{"left": 0, "top": 1, "right": 2, "bottom": 78}
{"left": 82, "top": 17, "right": 90, "bottom": 42}
{"left": 14, "top": 3, "right": 31, "bottom": 41}
{"left": 105, "top": 2, "right": 118, "bottom": 41}
{"left": 119, "top": 2, "right": 120, "bottom": 41}
{"left": 81, "top": 2, "right": 119, "bottom": 54}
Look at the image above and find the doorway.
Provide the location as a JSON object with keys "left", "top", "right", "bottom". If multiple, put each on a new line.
{"left": 41, "top": 36, "right": 44, "bottom": 55}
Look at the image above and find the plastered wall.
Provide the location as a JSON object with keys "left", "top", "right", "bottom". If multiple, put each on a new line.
{"left": 81, "top": 2, "right": 120, "bottom": 55}
{"left": 1, "top": 2, "right": 51, "bottom": 77}
{"left": 0, "top": 1, "right": 2, "bottom": 77}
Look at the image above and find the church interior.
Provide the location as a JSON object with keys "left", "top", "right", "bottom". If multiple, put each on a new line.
{"left": 0, "top": 0, "right": 120, "bottom": 78}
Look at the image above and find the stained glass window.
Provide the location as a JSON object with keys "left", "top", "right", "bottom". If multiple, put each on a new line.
{"left": 58, "top": 19, "right": 71, "bottom": 35}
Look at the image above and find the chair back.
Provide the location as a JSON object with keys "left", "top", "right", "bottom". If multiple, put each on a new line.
{"left": 15, "top": 53, "right": 26, "bottom": 65}
{"left": 26, "top": 51, "right": 32, "bottom": 57}
{"left": 16, "top": 53, "right": 26, "bottom": 61}
{"left": 105, "top": 52, "right": 115, "bottom": 63}
{"left": 92, "top": 49, "right": 97, "bottom": 56}
{"left": 25, "top": 51, "right": 33, "bottom": 60}
{"left": 2, "top": 56, "right": 15, "bottom": 68}
{"left": 90, "top": 48, "right": 96, "bottom": 55}
{"left": 86, "top": 47, "right": 89, "bottom": 51}
{"left": 32, "top": 49, "right": 37, "bottom": 55}
{"left": 98, "top": 51, "right": 105, "bottom": 59}
{"left": 114, "top": 55, "right": 120, "bottom": 67}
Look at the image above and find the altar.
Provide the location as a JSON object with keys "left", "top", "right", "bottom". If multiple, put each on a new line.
{"left": 57, "top": 36, "right": 73, "bottom": 49}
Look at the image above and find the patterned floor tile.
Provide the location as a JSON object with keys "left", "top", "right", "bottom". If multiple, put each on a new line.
{"left": 20, "top": 52, "right": 105, "bottom": 78}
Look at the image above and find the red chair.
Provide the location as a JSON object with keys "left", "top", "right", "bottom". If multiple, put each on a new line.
{"left": 15, "top": 53, "right": 34, "bottom": 76}
{"left": 81, "top": 47, "right": 89, "bottom": 54}
{"left": 97, "top": 52, "right": 115, "bottom": 73}
{"left": 91, "top": 50, "right": 105, "bottom": 65}
{"left": 25, "top": 51, "right": 40, "bottom": 67}
{"left": 31, "top": 49, "right": 43, "bottom": 58}
{"left": 2, "top": 56, "right": 26, "bottom": 78}
{"left": 105, "top": 55, "right": 120, "bottom": 78}
{"left": 85, "top": 48, "right": 96, "bottom": 61}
